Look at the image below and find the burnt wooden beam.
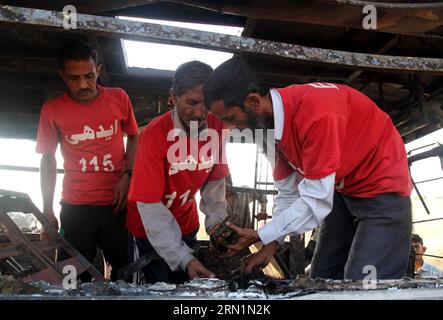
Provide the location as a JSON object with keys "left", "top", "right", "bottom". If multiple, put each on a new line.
{"left": 1, "top": 5, "right": 443, "bottom": 74}
{"left": 330, "top": 0, "right": 443, "bottom": 9}
{"left": 3, "top": 0, "right": 443, "bottom": 37}
{"left": 222, "top": 0, "right": 443, "bottom": 36}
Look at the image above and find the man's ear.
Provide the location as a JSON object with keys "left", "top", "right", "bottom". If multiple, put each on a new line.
{"left": 58, "top": 69, "right": 66, "bottom": 82}
{"left": 244, "top": 93, "right": 261, "bottom": 113}
{"left": 170, "top": 88, "right": 178, "bottom": 106}
{"left": 96, "top": 63, "right": 102, "bottom": 76}
{"left": 423, "top": 246, "right": 427, "bottom": 253}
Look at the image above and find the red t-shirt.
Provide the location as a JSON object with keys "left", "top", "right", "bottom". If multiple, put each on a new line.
{"left": 273, "top": 83, "right": 412, "bottom": 197}
{"left": 127, "top": 111, "right": 230, "bottom": 238}
{"left": 36, "top": 86, "right": 139, "bottom": 205}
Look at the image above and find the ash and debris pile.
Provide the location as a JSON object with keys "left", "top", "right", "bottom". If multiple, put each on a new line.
{"left": 1, "top": 273, "right": 443, "bottom": 299}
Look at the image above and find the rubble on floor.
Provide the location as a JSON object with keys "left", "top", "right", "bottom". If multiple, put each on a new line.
{"left": 1, "top": 273, "right": 443, "bottom": 299}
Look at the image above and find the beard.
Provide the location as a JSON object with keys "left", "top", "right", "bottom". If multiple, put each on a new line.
{"left": 246, "top": 113, "right": 274, "bottom": 156}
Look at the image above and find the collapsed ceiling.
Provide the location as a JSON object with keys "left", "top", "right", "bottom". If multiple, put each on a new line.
{"left": 0, "top": 0, "right": 442, "bottom": 143}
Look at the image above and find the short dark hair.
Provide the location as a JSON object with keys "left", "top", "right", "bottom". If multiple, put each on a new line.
{"left": 172, "top": 61, "right": 213, "bottom": 96}
{"left": 412, "top": 234, "right": 423, "bottom": 245}
{"left": 203, "top": 56, "right": 269, "bottom": 110}
{"left": 57, "top": 40, "right": 99, "bottom": 69}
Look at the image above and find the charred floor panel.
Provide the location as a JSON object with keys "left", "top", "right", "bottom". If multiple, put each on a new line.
{"left": 1, "top": 274, "right": 443, "bottom": 300}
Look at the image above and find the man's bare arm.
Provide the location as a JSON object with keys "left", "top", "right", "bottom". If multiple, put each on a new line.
{"left": 125, "top": 134, "right": 138, "bottom": 170}
{"left": 113, "top": 134, "right": 138, "bottom": 212}
{"left": 40, "top": 153, "right": 59, "bottom": 228}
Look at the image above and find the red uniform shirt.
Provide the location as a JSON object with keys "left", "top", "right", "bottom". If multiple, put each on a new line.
{"left": 127, "top": 111, "right": 229, "bottom": 238}
{"left": 36, "top": 86, "right": 139, "bottom": 205}
{"left": 273, "top": 83, "right": 412, "bottom": 197}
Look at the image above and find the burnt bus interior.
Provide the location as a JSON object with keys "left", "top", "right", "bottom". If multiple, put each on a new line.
{"left": 0, "top": 1, "right": 443, "bottom": 286}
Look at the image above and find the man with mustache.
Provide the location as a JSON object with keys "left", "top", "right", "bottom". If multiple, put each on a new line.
{"left": 36, "top": 41, "right": 139, "bottom": 281}
{"left": 126, "top": 61, "right": 230, "bottom": 283}
{"left": 411, "top": 234, "right": 443, "bottom": 279}
{"left": 203, "top": 56, "right": 412, "bottom": 280}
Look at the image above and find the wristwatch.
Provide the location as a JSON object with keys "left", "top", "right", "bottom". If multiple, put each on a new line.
{"left": 123, "top": 169, "right": 133, "bottom": 178}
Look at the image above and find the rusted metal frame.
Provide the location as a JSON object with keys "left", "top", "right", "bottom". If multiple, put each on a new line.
{"left": 35, "top": 238, "right": 62, "bottom": 253}
{"left": 0, "top": 193, "right": 59, "bottom": 241}
{"left": 0, "top": 207, "right": 56, "bottom": 271}
{"left": 0, "top": 189, "right": 105, "bottom": 282}
{"left": 54, "top": 256, "right": 104, "bottom": 280}
{"left": 10, "top": 190, "right": 61, "bottom": 240}
{"left": 1, "top": 5, "right": 443, "bottom": 74}
{"left": 0, "top": 243, "right": 23, "bottom": 259}
{"left": 0, "top": 209, "right": 58, "bottom": 270}
{"left": 22, "top": 266, "right": 64, "bottom": 283}
{"left": 18, "top": 194, "right": 105, "bottom": 280}
{"left": 14, "top": 192, "right": 95, "bottom": 270}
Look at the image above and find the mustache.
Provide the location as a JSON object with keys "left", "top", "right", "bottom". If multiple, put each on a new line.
{"left": 190, "top": 115, "right": 207, "bottom": 122}
{"left": 77, "top": 89, "right": 93, "bottom": 94}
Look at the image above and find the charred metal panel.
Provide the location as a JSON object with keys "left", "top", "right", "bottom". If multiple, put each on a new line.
{"left": 0, "top": 5, "right": 443, "bottom": 74}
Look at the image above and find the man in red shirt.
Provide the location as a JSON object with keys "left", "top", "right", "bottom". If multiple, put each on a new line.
{"left": 203, "top": 56, "right": 412, "bottom": 280}
{"left": 126, "top": 61, "right": 230, "bottom": 284}
{"left": 36, "top": 41, "right": 139, "bottom": 281}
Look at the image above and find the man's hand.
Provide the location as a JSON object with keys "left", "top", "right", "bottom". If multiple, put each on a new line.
{"left": 113, "top": 174, "right": 130, "bottom": 213}
{"left": 241, "top": 242, "right": 279, "bottom": 274}
{"left": 222, "top": 222, "right": 260, "bottom": 257}
{"left": 208, "top": 223, "right": 221, "bottom": 237}
{"left": 186, "top": 258, "right": 216, "bottom": 279}
{"left": 256, "top": 212, "right": 269, "bottom": 221}
{"left": 41, "top": 208, "right": 59, "bottom": 240}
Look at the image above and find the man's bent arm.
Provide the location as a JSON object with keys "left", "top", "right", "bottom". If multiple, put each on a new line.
{"left": 124, "top": 134, "right": 138, "bottom": 170}
{"left": 199, "top": 178, "right": 227, "bottom": 233}
{"left": 259, "top": 173, "right": 336, "bottom": 245}
{"left": 40, "top": 154, "right": 57, "bottom": 218}
{"left": 137, "top": 202, "right": 195, "bottom": 271}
